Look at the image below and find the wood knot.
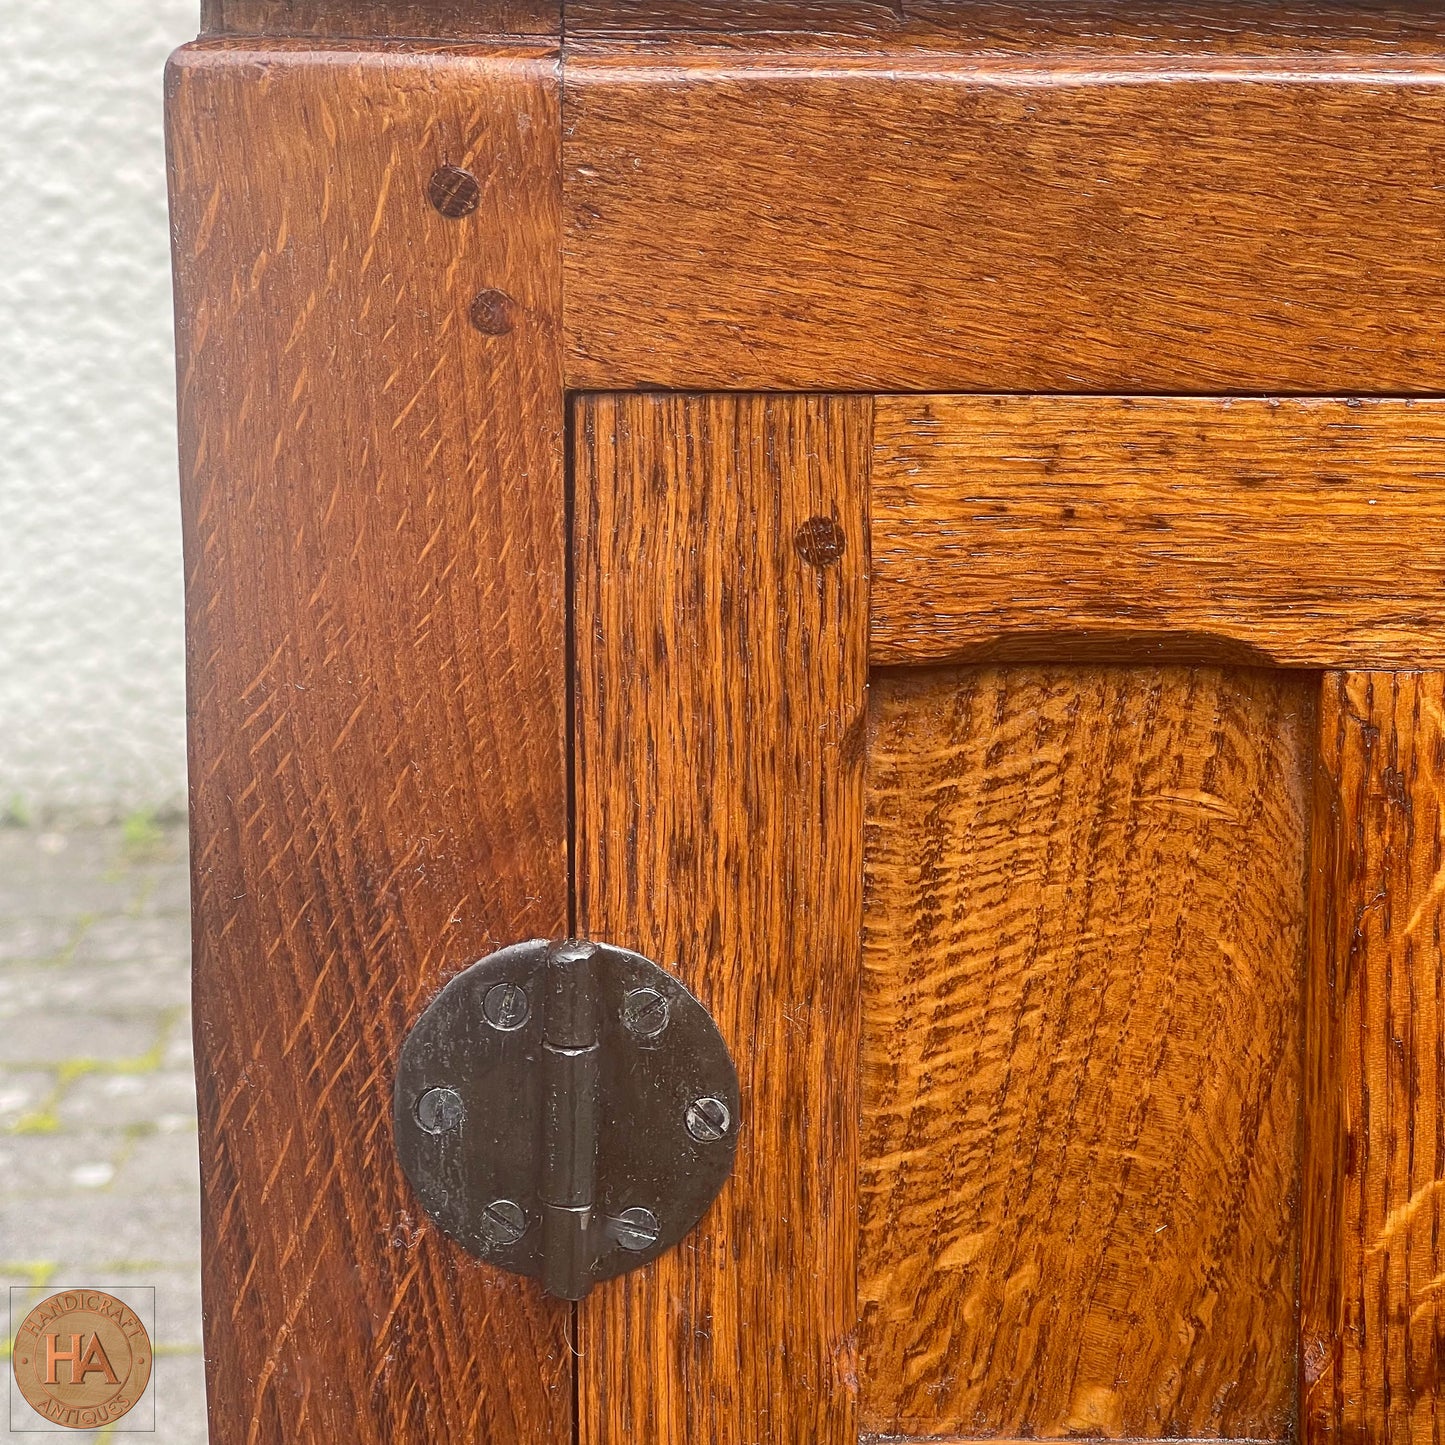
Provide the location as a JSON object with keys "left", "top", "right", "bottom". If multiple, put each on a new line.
{"left": 427, "top": 165, "right": 480, "bottom": 218}
{"left": 469, "top": 289, "right": 515, "bottom": 335}
{"left": 794, "top": 516, "right": 846, "bottom": 569}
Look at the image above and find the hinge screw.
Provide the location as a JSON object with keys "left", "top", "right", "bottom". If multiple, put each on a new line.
{"left": 622, "top": 986, "right": 671, "bottom": 1040}
{"left": 613, "top": 1206, "right": 660, "bottom": 1253}
{"left": 480, "top": 1199, "right": 528, "bottom": 1247}
{"left": 685, "top": 1096, "right": 731, "bottom": 1142}
{"left": 416, "top": 1086, "right": 464, "bottom": 1135}
{"left": 483, "top": 981, "right": 530, "bottom": 1031}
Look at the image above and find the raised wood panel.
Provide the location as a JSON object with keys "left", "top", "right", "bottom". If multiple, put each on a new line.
{"left": 861, "top": 665, "right": 1312, "bottom": 1440}
{"left": 201, "top": 0, "right": 560, "bottom": 37}
{"left": 870, "top": 396, "right": 1445, "bottom": 670}
{"left": 564, "top": 62, "right": 1445, "bottom": 394}
{"left": 167, "top": 43, "right": 570, "bottom": 1444}
{"left": 573, "top": 392, "right": 870, "bottom": 1443}
{"left": 1304, "top": 673, "right": 1445, "bottom": 1445}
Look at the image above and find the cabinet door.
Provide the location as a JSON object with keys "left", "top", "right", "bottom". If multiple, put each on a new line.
{"left": 572, "top": 392, "right": 1445, "bottom": 1445}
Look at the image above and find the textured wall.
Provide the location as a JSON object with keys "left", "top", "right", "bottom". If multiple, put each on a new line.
{"left": 0, "top": 0, "right": 197, "bottom": 822}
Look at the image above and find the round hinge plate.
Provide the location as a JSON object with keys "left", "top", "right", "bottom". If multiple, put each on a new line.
{"left": 394, "top": 940, "right": 739, "bottom": 1298}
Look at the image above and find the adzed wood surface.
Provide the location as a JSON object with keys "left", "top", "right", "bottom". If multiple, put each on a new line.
{"left": 870, "top": 395, "right": 1445, "bottom": 670}
{"left": 573, "top": 392, "right": 870, "bottom": 1443}
{"left": 564, "top": 56, "right": 1445, "bottom": 394}
{"left": 1304, "top": 673, "right": 1445, "bottom": 1445}
{"left": 861, "top": 665, "right": 1311, "bottom": 1440}
{"left": 168, "top": 43, "right": 570, "bottom": 1444}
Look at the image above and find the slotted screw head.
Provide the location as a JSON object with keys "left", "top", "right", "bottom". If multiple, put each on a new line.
{"left": 483, "top": 981, "right": 530, "bottom": 1031}
{"left": 480, "top": 1199, "right": 527, "bottom": 1247}
{"left": 622, "top": 986, "right": 671, "bottom": 1040}
{"left": 614, "top": 1207, "right": 660, "bottom": 1253}
{"left": 685, "top": 1096, "right": 731, "bottom": 1143}
{"left": 416, "top": 1086, "right": 464, "bottom": 1135}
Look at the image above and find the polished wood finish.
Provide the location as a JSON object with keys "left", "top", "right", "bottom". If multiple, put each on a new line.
{"left": 1304, "top": 673, "right": 1445, "bottom": 1445}
{"left": 170, "top": 6, "right": 1445, "bottom": 1442}
{"left": 201, "top": 0, "right": 559, "bottom": 37}
{"left": 870, "top": 395, "right": 1445, "bottom": 670}
{"left": 862, "top": 664, "right": 1311, "bottom": 1440}
{"left": 568, "top": 1, "right": 1445, "bottom": 52}
{"left": 167, "top": 42, "right": 570, "bottom": 1445}
{"left": 573, "top": 392, "right": 870, "bottom": 1443}
{"left": 564, "top": 54, "right": 1445, "bottom": 394}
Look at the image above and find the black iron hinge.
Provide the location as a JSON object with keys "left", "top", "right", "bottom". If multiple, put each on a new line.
{"left": 394, "top": 939, "right": 739, "bottom": 1299}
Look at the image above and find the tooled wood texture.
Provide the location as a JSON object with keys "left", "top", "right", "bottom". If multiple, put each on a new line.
{"left": 870, "top": 396, "right": 1445, "bottom": 670}
{"left": 564, "top": 57, "right": 1445, "bottom": 394}
{"left": 861, "top": 665, "right": 1311, "bottom": 1440}
{"left": 1304, "top": 673, "right": 1445, "bottom": 1445}
{"left": 201, "top": 0, "right": 560, "bottom": 37}
{"left": 573, "top": 393, "right": 870, "bottom": 1443}
{"left": 567, "top": 1, "right": 1445, "bottom": 53}
{"left": 168, "top": 43, "right": 570, "bottom": 1444}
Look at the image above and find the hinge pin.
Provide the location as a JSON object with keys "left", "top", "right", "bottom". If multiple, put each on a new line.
{"left": 541, "top": 942, "right": 602, "bottom": 1299}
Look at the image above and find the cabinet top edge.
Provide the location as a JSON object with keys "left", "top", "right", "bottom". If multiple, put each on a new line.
{"left": 199, "top": 2, "right": 1445, "bottom": 57}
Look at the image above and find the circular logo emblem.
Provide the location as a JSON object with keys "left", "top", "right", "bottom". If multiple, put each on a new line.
{"left": 11, "top": 1290, "right": 151, "bottom": 1430}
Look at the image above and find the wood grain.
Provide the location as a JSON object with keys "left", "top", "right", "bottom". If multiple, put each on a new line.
{"left": 860, "top": 1440, "right": 1282, "bottom": 1445}
{"left": 201, "top": 0, "right": 560, "bottom": 37}
{"left": 567, "top": 1, "right": 1445, "bottom": 54}
{"left": 870, "top": 396, "right": 1445, "bottom": 670}
{"left": 573, "top": 392, "right": 870, "bottom": 1443}
{"left": 861, "top": 665, "right": 1311, "bottom": 1440}
{"left": 1304, "top": 673, "right": 1445, "bottom": 1445}
{"left": 167, "top": 42, "right": 569, "bottom": 1444}
{"left": 564, "top": 57, "right": 1445, "bottom": 394}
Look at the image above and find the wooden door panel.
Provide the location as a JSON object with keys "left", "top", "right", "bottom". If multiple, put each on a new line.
{"left": 861, "top": 664, "right": 1311, "bottom": 1439}
{"left": 871, "top": 396, "right": 1445, "bottom": 669}
{"left": 572, "top": 393, "right": 1445, "bottom": 1445}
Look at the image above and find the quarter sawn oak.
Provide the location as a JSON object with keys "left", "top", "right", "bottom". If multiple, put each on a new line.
{"left": 573, "top": 392, "right": 871, "bottom": 1443}
{"left": 168, "top": 42, "right": 570, "bottom": 1445}
{"left": 862, "top": 664, "right": 1310, "bottom": 1439}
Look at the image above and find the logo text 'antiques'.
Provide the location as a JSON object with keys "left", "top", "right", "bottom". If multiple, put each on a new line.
{"left": 12, "top": 1290, "right": 152, "bottom": 1430}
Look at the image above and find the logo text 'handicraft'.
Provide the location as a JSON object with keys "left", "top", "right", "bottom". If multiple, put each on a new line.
{"left": 12, "top": 1291, "right": 152, "bottom": 1431}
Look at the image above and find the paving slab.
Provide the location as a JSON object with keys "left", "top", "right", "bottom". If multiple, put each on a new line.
{"left": 0, "top": 824, "right": 203, "bottom": 1443}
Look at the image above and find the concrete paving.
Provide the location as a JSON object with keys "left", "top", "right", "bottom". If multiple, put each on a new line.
{"left": 0, "top": 824, "right": 205, "bottom": 1442}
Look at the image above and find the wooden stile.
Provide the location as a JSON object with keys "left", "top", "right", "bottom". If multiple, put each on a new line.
{"left": 572, "top": 392, "right": 871, "bottom": 1444}
{"left": 168, "top": 41, "right": 570, "bottom": 1445}
{"left": 1304, "top": 673, "right": 1445, "bottom": 1445}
